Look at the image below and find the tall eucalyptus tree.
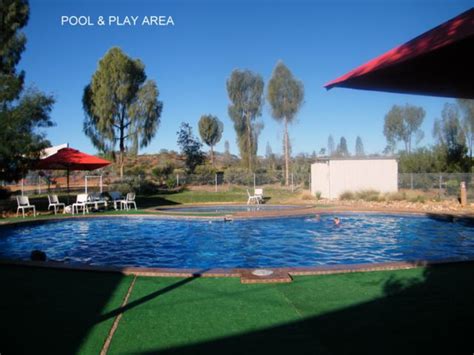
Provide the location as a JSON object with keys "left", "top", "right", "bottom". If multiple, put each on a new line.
{"left": 83, "top": 47, "right": 163, "bottom": 178}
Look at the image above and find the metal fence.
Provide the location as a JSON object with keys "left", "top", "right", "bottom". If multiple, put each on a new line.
{"left": 398, "top": 173, "right": 473, "bottom": 200}
{"left": 1, "top": 170, "right": 312, "bottom": 196}
{"left": 3, "top": 171, "right": 473, "bottom": 201}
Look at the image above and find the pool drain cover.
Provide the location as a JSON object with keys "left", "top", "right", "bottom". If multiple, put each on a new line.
{"left": 251, "top": 269, "right": 274, "bottom": 277}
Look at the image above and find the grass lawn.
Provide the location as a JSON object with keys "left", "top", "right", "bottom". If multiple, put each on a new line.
{"left": 1, "top": 263, "right": 473, "bottom": 354}
{"left": 137, "top": 185, "right": 305, "bottom": 207}
{"left": 1, "top": 186, "right": 316, "bottom": 219}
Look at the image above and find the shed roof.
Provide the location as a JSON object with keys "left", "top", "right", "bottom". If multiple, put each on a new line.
{"left": 313, "top": 156, "right": 398, "bottom": 163}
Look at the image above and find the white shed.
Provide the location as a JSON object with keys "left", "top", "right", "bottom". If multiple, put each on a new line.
{"left": 311, "top": 157, "right": 398, "bottom": 199}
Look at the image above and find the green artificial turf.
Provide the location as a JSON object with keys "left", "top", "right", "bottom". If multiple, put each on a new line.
{"left": 108, "top": 264, "right": 474, "bottom": 354}
{"left": 1, "top": 263, "right": 473, "bottom": 355}
{"left": 0, "top": 266, "right": 133, "bottom": 355}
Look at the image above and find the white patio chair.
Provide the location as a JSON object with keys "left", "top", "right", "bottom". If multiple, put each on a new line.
{"left": 16, "top": 196, "right": 36, "bottom": 218}
{"left": 120, "top": 192, "right": 137, "bottom": 210}
{"left": 72, "top": 193, "right": 89, "bottom": 215}
{"left": 109, "top": 191, "right": 125, "bottom": 210}
{"left": 254, "top": 188, "right": 264, "bottom": 203}
{"left": 247, "top": 189, "right": 260, "bottom": 205}
{"left": 87, "top": 192, "right": 107, "bottom": 210}
{"left": 47, "top": 194, "right": 65, "bottom": 214}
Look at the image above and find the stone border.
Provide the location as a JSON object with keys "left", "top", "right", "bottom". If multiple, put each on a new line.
{"left": 2, "top": 257, "right": 474, "bottom": 283}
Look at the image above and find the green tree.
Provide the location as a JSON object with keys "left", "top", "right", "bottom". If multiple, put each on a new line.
{"left": 198, "top": 114, "right": 223, "bottom": 166}
{"left": 265, "top": 141, "right": 277, "bottom": 171}
{"left": 177, "top": 122, "right": 204, "bottom": 173}
{"left": 327, "top": 135, "right": 335, "bottom": 156}
{"left": 383, "top": 104, "right": 425, "bottom": 153}
{"left": 457, "top": 99, "right": 474, "bottom": 161}
{"left": 227, "top": 69, "right": 264, "bottom": 172}
{"left": 0, "top": 0, "right": 55, "bottom": 182}
{"left": 398, "top": 147, "right": 444, "bottom": 173}
{"left": 83, "top": 47, "right": 163, "bottom": 178}
{"left": 433, "top": 103, "right": 469, "bottom": 172}
{"left": 336, "top": 137, "right": 349, "bottom": 157}
{"left": 267, "top": 61, "right": 304, "bottom": 186}
{"left": 223, "top": 140, "right": 232, "bottom": 166}
{"left": 355, "top": 136, "right": 365, "bottom": 156}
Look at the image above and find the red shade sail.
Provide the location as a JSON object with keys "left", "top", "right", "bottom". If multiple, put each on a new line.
{"left": 35, "top": 148, "right": 111, "bottom": 171}
{"left": 325, "top": 8, "right": 474, "bottom": 99}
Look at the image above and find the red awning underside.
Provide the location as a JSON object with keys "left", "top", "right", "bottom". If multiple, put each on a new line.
{"left": 325, "top": 8, "right": 474, "bottom": 99}
{"left": 35, "top": 148, "right": 111, "bottom": 171}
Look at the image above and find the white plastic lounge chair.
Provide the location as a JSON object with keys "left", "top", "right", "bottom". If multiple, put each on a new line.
{"left": 72, "top": 193, "right": 89, "bottom": 215}
{"left": 87, "top": 192, "right": 107, "bottom": 210}
{"left": 47, "top": 194, "right": 65, "bottom": 214}
{"left": 120, "top": 192, "right": 137, "bottom": 210}
{"left": 16, "top": 196, "right": 36, "bottom": 218}
{"left": 254, "top": 188, "right": 264, "bottom": 203}
{"left": 247, "top": 189, "right": 260, "bottom": 205}
{"left": 109, "top": 191, "right": 124, "bottom": 210}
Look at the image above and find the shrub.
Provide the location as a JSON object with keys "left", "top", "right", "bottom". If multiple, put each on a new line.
{"left": 165, "top": 177, "right": 176, "bottom": 189}
{"left": 152, "top": 163, "right": 175, "bottom": 183}
{"left": 109, "top": 176, "right": 145, "bottom": 194}
{"left": 140, "top": 180, "right": 160, "bottom": 194}
{"left": 339, "top": 191, "right": 354, "bottom": 200}
{"left": 356, "top": 190, "right": 381, "bottom": 202}
{"left": 192, "top": 165, "right": 216, "bottom": 185}
{"left": 224, "top": 167, "right": 253, "bottom": 186}
{"left": 0, "top": 187, "right": 12, "bottom": 200}
{"left": 384, "top": 191, "right": 406, "bottom": 201}
{"left": 409, "top": 195, "right": 426, "bottom": 203}
{"left": 315, "top": 191, "right": 322, "bottom": 200}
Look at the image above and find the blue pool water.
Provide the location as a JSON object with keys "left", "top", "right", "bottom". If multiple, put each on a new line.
{"left": 159, "top": 205, "right": 300, "bottom": 213}
{"left": 1, "top": 214, "right": 474, "bottom": 268}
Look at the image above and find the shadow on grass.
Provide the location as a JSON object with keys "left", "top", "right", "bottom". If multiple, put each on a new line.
{"left": 96, "top": 270, "right": 207, "bottom": 324}
{"left": 135, "top": 195, "right": 181, "bottom": 208}
{"left": 0, "top": 266, "right": 206, "bottom": 354}
{"left": 0, "top": 266, "right": 130, "bottom": 354}
{"left": 137, "top": 262, "right": 474, "bottom": 355}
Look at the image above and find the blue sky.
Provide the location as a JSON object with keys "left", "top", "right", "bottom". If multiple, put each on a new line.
{"left": 21, "top": 0, "right": 472, "bottom": 157}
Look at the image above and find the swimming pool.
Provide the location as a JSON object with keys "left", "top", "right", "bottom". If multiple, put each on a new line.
{"left": 158, "top": 204, "right": 301, "bottom": 213}
{"left": 1, "top": 214, "right": 473, "bottom": 268}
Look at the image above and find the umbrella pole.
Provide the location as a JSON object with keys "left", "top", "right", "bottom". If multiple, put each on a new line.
{"left": 67, "top": 169, "right": 70, "bottom": 205}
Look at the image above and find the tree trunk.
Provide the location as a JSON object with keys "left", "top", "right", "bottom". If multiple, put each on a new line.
{"left": 246, "top": 112, "right": 253, "bottom": 172}
{"left": 284, "top": 118, "right": 289, "bottom": 186}
{"left": 119, "top": 112, "right": 125, "bottom": 179}
{"left": 210, "top": 146, "right": 214, "bottom": 167}
{"left": 119, "top": 151, "right": 124, "bottom": 179}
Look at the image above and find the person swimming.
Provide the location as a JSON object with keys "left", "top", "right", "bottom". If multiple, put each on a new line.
{"left": 333, "top": 217, "right": 340, "bottom": 225}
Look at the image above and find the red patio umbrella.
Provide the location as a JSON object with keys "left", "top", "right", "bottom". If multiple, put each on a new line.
{"left": 35, "top": 147, "right": 111, "bottom": 196}
{"left": 325, "top": 8, "right": 474, "bottom": 99}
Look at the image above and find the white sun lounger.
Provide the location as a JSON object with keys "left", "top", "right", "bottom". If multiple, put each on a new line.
{"left": 87, "top": 192, "right": 107, "bottom": 210}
